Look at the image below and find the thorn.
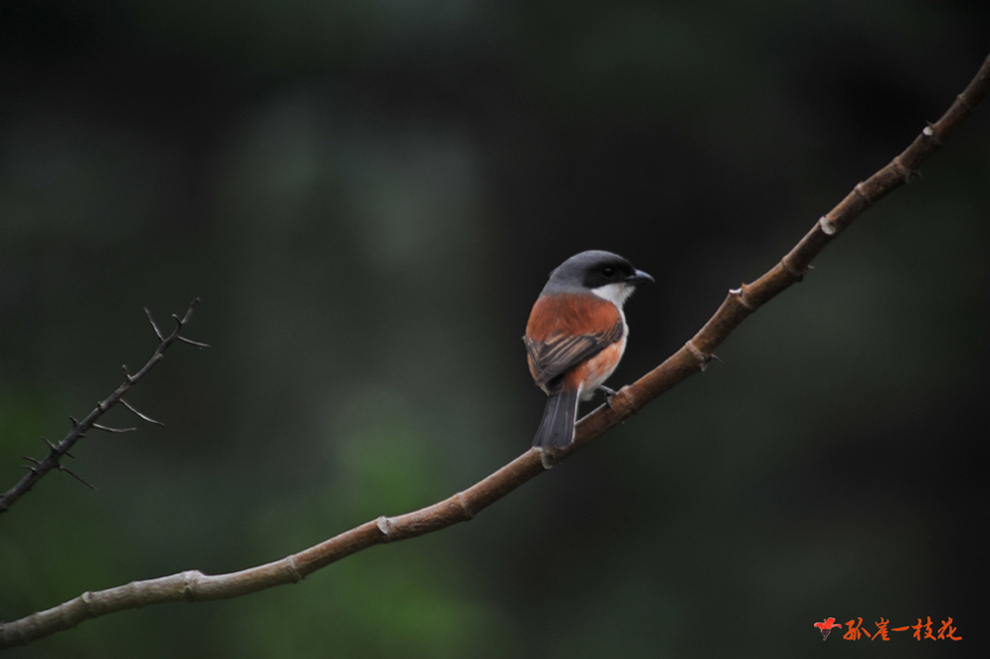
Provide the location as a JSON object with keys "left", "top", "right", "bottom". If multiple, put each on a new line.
{"left": 122, "top": 364, "right": 135, "bottom": 383}
{"left": 22, "top": 456, "right": 41, "bottom": 465}
{"left": 145, "top": 307, "right": 165, "bottom": 343}
{"left": 172, "top": 313, "right": 184, "bottom": 329}
{"left": 41, "top": 436, "right": 56, "bottom": 450}
{"left": 120, "top": 399, "right": 165, "bottom": 426}
{"left": 176, "top": 335, "right": 210, "bottom": 349}
{"left": 20, "top": 465, "right": 39, "bottom": 474}
{"left": 92, "top": 423, "right": 138, "bottom": 434}
{"left": 58, "top": 465, "right": 97, "bottom": 490}
{"left": 710, "top": 353, "right": 724, "bottom": 363}
{"left": 69, "top": 416, "right": 79, "bottom": 428}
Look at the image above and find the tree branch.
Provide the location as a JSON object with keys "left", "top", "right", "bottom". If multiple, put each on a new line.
{"left": 0, "top": 299, "right": 209, "bottom": 517}
{"left": 2, "top": 53, "right": 987, "bottom": 649}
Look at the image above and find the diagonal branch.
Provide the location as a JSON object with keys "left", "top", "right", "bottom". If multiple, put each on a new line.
{"left": 1, "top": 54, "right": 987, "bottom": 649}
{"left": 0, "top": 299, "right": 208, "bottom": 517}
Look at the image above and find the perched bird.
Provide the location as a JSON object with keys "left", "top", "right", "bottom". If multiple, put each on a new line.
{"left": 814, "top": 617, "right": 842, "bottom": 640}
{"left": 524, "top": 250, "right": 653, "bottom": 450}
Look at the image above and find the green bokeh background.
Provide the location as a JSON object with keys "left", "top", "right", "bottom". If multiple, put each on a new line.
{"left": 1, "top": 1, "right": 986, "bottom": 657}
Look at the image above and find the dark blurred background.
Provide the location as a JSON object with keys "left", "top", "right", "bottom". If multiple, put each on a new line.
{"left": 1, "top": 1, "right": 987, "bottom": 657}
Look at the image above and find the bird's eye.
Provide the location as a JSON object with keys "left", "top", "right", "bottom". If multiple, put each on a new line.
{"left": 602, "top": 266, "right": 616, "bottom": 277}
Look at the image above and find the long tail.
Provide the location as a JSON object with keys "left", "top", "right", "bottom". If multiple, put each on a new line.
{"left": 532, "top": 388, "right": 580, "bottom": 449}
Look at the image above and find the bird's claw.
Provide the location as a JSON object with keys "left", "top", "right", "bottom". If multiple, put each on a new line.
{"left": 598, "top": 385, "right": 618, "bottom": 411}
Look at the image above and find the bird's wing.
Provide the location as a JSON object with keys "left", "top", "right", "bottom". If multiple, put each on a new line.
{"left": 524, "top": 319, "right": 624, "bottom": 390}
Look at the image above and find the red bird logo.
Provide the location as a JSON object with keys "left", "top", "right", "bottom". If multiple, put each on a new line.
{"left": 814, "top": 617, "right": 842, "bottom": 640}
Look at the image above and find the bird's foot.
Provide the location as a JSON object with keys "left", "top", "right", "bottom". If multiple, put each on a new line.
{"left": 539, "top": 448, "right": 556, "bottom": 470}
{"left": 598, "top": 385, "right": 618, "bottom": 411}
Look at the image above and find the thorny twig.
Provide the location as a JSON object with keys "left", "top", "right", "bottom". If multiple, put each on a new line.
{"left": 0, "top": 299, "right": 208, "bottom": 516}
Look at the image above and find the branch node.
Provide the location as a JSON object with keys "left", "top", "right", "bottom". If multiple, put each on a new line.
{"left": 286, "top": 555, "right": 305, "bottom": 583}
{"left": 891, "top": 155, "right": 918, "bottom": 183}
{"left": 729, "top": 286, "right": 757, "bottom": 311}
{"left": 120, "top": 399, "right": 165, "bottom": 427}
{"left": 956, "top": 92, "right": 974, "bottom": 112}
{"left": 144, "top": 307, "right": 165, "bottom": 343}
{"left": 180, "top": 571, "right": 201, "bottom": 601}
{"left": 685, "top": 340, "right": 712, "bottom": 371}
{"left": 376, "top": 516, "right": 394, "bottom": 541}
{"left": 780, "top": 255, "right": 806, "bottom": 281}
{"left": 455, "top": 492, "right": 476, "bottom": 520}
{"left": 819, "top": 215, "right": 837, "bottom": 236}
{"left": 922, "top": 123, "right": 944, "bottom": 146}
{"left": 853, "top": 181, "right": 873, "bottom": 204}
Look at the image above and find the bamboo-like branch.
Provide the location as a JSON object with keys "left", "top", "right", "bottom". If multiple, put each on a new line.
{"left": 0, "top": 299, "right": 209, "bottom": 517}
{"left": 1, "top": 54, "right": 987, "bottom": 649}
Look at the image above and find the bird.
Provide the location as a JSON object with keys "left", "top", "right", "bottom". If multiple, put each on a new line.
{"left": 524, "top": 250, "right": 653, "bottom": 450}
{"left": 814, "top": 617, "right": 842, "bottom": 640}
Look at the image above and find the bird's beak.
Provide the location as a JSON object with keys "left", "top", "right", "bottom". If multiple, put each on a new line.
{"left": 625, "top": 269, "right": 654, "bottom": 285}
